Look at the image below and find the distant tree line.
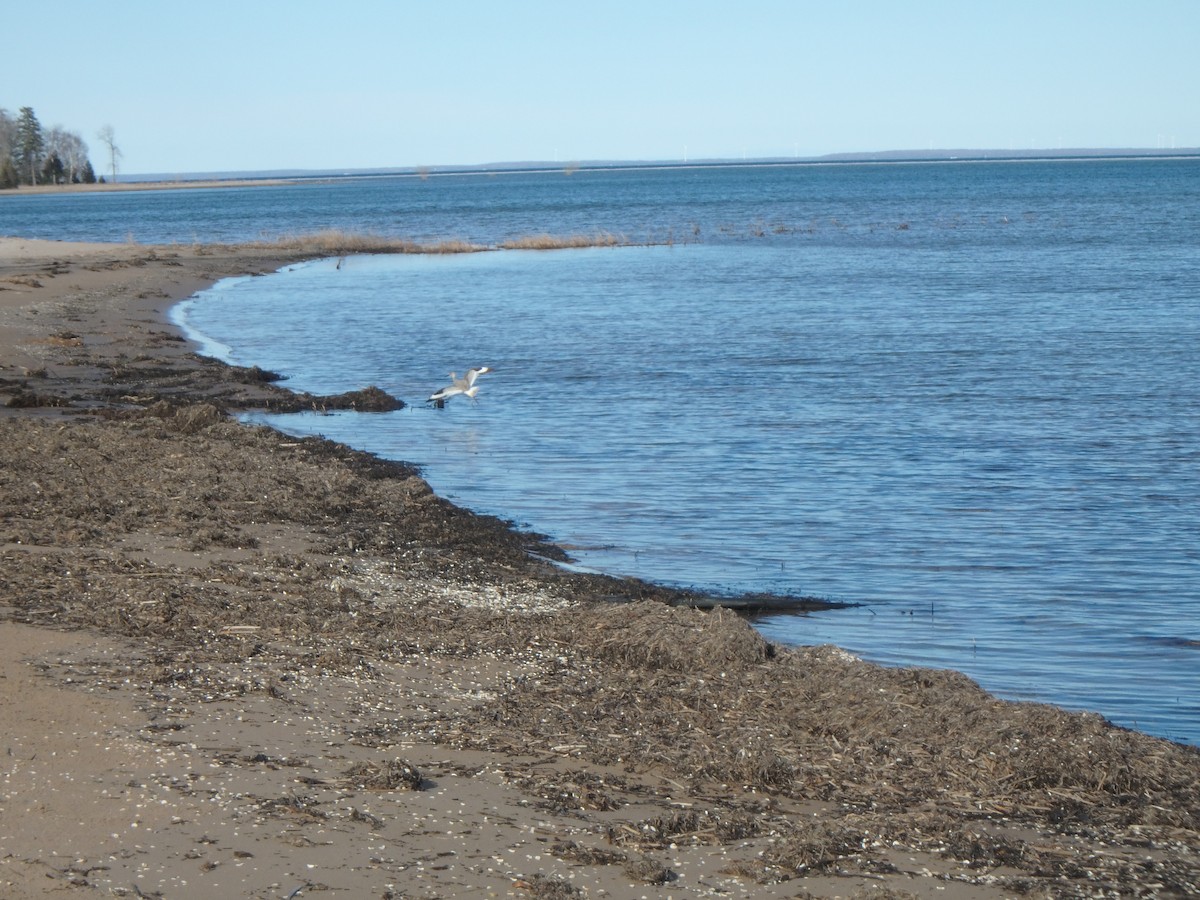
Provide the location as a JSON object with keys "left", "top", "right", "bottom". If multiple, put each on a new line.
{"left": 0, "top": 105, "right": 119, "bottom": 189}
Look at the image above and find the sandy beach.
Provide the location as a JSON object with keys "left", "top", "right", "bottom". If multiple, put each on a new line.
{"left": 1, "top": 235, "right": 1198, "bottom": 899}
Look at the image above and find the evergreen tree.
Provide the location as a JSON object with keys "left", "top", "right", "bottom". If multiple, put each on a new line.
{"left": 80, "top": 160, "right": 97, "bottom": 184}
{"left": 16, "top": 107, "right": 44, "bottom": 185}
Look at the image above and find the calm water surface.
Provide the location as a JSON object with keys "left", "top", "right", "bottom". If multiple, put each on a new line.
{"left": 8, "top": 160, "right": 1199, "bottom": 743}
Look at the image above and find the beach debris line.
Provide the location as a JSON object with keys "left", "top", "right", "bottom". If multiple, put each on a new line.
{"left": 427, "top": 365, "right": 491, "bottom": 408}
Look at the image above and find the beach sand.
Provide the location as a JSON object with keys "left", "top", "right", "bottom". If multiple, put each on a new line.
{"left": 1, "top": 236, "right": 1197, "bottom": 899}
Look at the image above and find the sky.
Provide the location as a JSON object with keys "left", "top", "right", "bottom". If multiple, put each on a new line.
{"left": 3, "top": 0, "right": 1197, "bottom": 175}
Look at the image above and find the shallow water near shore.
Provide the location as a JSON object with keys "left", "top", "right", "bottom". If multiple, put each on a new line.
{"left": 12, "top": 159, "right": 1199, "bottom": 744}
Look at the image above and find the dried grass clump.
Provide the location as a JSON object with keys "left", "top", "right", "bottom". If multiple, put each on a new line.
{"left": 3, "top": 274, "right": 44, "bottom": 289}
{"left": 343, "top": 759, "right": 424, "bottom": 791}
{"left": 514, "top": 770, "right": 622, "bottom": 813}
{"left": 941, "top": 828, "right": 1028, "bottom": 870}
{"left": 578, "top": 601, "right": 773, "bottom": 673}
{"left": 418, "top": 239, "right": 491, "bottom": 254}
{"left": 43, "top": 330, "right": 83, "bottom": 346}
{"left": 259, "top": 791, "right": 327, "bottom": 820}
{"left": 224, "top": 364, "right": 283, "bottom": 384}
{"left": 718, "top": 858, "right": 774, "bottom": 883}
{"left": 622, "top": 856, "right": 675, "bottom": 884}
{"left": 249, "top": 229, "right": 487, "bottom": 256}
{"left": 610, "top": 805, "right": 771, "bottom": 849}
{"left": 168, "top": 401, "right": 226, "bottom": 433}
{"left": 549, "top": 841, "right": 626, "bottom": 866}
{"left": 4, "top": 389, "right": 70, "bottom": 409}
{"left": 623, "top": 808, "right": 703, "bottom": 846}
{"left": 849, "top": 889, "right": 922, "bottom": 900}
{"left": 310, "top": 385, "right": 404, "bottom": 412}
{"left": 240, "top": 227, "right": 645, "bottom": 260}
{"left": 763, "top": 822, "right": 867, "bottom": 875}
{"left": 512, "top": 874, "right": 582, "bottom": 898}
{"left": 498, "top": 232, "right": 628, "bottom": 250}
{"left": 688, "top": 740, "right": 798, "bottom": 792}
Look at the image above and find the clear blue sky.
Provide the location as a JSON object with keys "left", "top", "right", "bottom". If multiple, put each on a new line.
{"left": 4, "top": 0, "right": 1197, "bottom": 174}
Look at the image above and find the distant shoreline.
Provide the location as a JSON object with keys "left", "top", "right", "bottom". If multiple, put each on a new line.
{"left": 2, "top": 149, "right": 1196, "bottom": 196}
{"left": 0, "top": 177, "right": 300, "bottom": 196}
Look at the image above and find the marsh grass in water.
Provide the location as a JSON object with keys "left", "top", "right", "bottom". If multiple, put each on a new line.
{"left": 227, "top": 228, "right": 639, "bottom": 256}
{"left": 498, "top": 231, "right": 630, "bottom": 250}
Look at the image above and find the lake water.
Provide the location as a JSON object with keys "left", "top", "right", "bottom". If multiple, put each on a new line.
{"left": 5, "top": 159, "right": 1199, "bottom": 744}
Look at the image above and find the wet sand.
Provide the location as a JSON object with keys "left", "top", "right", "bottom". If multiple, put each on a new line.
{"left": 1, "top": 236, "right": 1198, "bottom": 898}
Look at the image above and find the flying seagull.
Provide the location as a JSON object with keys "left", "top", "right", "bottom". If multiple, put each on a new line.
{"left": 427, "top": 366, "right": 491, "bottom": 407}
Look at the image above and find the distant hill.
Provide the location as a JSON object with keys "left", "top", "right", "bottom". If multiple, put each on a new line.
{"left": 810, "top": 147, "right": 1199, "bottom": 163}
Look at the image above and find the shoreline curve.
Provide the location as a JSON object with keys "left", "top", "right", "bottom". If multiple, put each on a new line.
{"left": 1, "top": 236, "right": 1197, "bottom": 898}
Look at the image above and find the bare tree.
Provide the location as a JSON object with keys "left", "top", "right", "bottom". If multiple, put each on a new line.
{"left": 0, "top": 108, "right": 15, "bottom": 163}
{"left": 45, "top": 127, "right": 91, "bottom": 184}
{"left": 0, "top": 109, "right": 16, "bottom": 188}
{"left": 97, "top": 124, "right": 122, "bottom": 183}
